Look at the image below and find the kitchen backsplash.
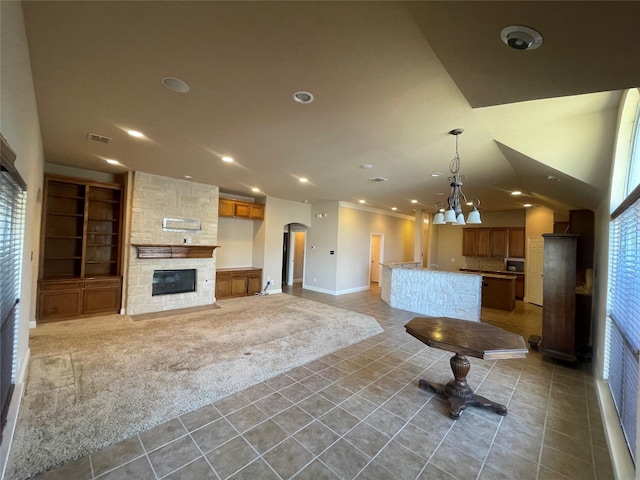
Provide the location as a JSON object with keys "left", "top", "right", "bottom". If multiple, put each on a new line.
{"left": 464, "top": 257, "right": 505, "bottom": 271}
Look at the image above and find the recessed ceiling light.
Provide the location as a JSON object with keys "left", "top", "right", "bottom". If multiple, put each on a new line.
{"left": 391, "top": 207, "right": 397, "bottom": 211}
{"left": 251, "top": 187, "right": 260, "bottom": 192}
{"left": 299, "top": 178, "right": 308, "bottom": 183}
{"left": 511, "top": 191, "right": 522, "bottom": 196}
{"left": 436, "top": 192, "right": 445, "bottom": 196}
{"left": 524, "top": 203, "right": 532, "bottom": 207}
{"left": 431, "top": 173, "right": 442, "bottom": 177}
{"left": 359, "top": 199, "right": 366, "bottom": 204}
{"left": 360, "top": 163, "right": 374, "bottom": 169}
{"left": 292, "top": 91, "right": 314, "bottom": 104}
{"left": 368, "top": 177, "right": 387, "bottom": 183}
{"left": 221, "top": 156, "right": 234, "bottom": 163}
{"left": 127, "top": 130, "right": 144, "bottom": 138}
{"left": 183, "top": 175, "right": 192, "bottom": 179}
{"left": 411, "top": 199, "right": 418, "bottom": 204}
{"left": 105, "top": 159, "right": 119, "bottom": 165}
{"left": 161, "top": 76, "right": 190, "bottom": 93}
{"left": 466, "top": 201, "right": 473, "bottom": 206}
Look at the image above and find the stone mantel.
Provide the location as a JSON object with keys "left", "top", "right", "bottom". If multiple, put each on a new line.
{"left": 132, "top": 244, "right": 220, "bottom": 259}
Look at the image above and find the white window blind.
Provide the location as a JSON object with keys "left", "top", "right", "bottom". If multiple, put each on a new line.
{"left": 0, "top": 165, "right": 26, "bottom": 440}
{"left": 606, "top": 97, "right": 640, "bottom": 462}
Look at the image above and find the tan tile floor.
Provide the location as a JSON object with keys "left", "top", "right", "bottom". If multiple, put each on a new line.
{"left": 32, "top": 285, "right": 613, "bottom": 480}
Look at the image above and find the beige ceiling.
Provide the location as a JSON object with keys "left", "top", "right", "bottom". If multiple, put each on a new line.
{"left": 21, "top": 1, "right": 640, "bottom": 216}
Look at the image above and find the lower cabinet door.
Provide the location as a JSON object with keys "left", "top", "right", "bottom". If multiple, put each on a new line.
{"left": 38, "top": 289, "right": 83, "bottom": 322}
{"left": 231, "top": 274, "right": 249, "bottom": 296}
{"left": 215, "top": 273, "right": 232, "bottom": 299}
{"left": 83, "top": 286, "right": 121, "bottom": 314}
{"left": 248, "top": 273, "right": 262, "bottom": 295}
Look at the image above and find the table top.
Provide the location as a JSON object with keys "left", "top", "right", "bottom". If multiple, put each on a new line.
{"left": 405, "top": 317, "right": 528, "bottom": 360}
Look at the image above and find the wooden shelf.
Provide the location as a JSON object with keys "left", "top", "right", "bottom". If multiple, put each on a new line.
{"left": 133, "top": 244, "right": 220, "bottom": 259}
{"left": 38, "top": 174, "right": 124, "bottom": 322}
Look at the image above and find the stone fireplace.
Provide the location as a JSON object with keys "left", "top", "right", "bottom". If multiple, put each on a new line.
{"left": 126, "top": 172, "right": 219, "bottom": 315}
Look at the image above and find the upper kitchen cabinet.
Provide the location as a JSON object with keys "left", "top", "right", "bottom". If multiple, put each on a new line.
{"left": 462, "top": 228, "right": 491, "bottom": 257}
{"left": 219, "top": 198, "right": 265, "bottom": 220}
{"left": 463, "top": 227, "right": 525, "bottom": 258}
{"left": 490, "top": 228, "right": 508, "bottom": 257}
{"left": 508, "top": 228, "right": 525, "bottom": 258}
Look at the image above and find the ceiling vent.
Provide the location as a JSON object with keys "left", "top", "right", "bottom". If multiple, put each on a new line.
{"left": 87, "top": 133, "right": 112, "bottom": 143}
{"left": 368, "top": 177, "right": 388, "bottom": 182}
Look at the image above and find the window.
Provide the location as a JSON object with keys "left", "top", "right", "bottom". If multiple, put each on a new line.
{"left": 606, "top": 89, "right": 640, "bottom": 462}
{"left": 0, "top": 135, "right": 26, "bottom": 443}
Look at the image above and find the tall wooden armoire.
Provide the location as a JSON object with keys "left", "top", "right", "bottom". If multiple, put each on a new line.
{"left": 540, "top": 234, "right": 579, "bottom": 362}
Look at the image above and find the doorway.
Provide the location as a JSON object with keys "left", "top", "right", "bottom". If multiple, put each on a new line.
{"left": 527, "top": 236, "right": 544, "bottom": 306}
{"left": 370, "top": 234, "right": 384, "bottom": 285}
{"left": 282, "top": 224, "right": 307, "bottom": 286}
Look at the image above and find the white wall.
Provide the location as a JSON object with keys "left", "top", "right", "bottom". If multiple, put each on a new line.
{"left": 216, "top": 217, "right": 254, "bottom": 268}
{"left": 305, "top": 202, "right": 340, "bottom": 292}
{"left": 525, "top": 206, "right": 554, "bottom": 238}
{"left": 0, "top": 2, "right": 45, "bottom": 475}
{"left": 336, "top": 203, "right": 415, "bottom": 293}
{"left": 257, "top": 196, "right": 311, "bottom": 292}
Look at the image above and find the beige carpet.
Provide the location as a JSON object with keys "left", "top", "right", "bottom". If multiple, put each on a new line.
{"left": 7, "top": 294, "right": 383, "bottom": 479}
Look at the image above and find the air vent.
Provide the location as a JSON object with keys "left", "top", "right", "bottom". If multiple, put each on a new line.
{"left": 368, "top": 177, "right": 388, "bottom": 182}
{"left": 87, "top": 133, "right": 112, "bottom": 143}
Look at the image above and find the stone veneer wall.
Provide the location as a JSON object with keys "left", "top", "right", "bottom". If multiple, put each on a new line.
{"left": 381, "top": 265, "right": 481, "bottom": 321}
{"left": 126, "top": 172, "right": 219, "bottom": 315}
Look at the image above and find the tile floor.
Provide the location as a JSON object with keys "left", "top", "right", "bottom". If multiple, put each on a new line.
{"left": 32, "top": 285, "right": 613, "bottom": 480}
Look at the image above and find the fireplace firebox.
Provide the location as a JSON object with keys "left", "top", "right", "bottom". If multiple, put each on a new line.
{"left": 152, "top": 269, "right": 196, "bottom": 296}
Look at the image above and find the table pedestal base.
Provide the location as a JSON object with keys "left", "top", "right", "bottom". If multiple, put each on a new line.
{"left": 418, "top": 353, "right": 507, "bottom": 419}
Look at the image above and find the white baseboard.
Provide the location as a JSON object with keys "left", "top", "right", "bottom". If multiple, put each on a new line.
{"left": 302, "top": 284, "right": 371, "bottom": 296}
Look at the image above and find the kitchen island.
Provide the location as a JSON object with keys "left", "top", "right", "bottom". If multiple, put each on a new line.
{"left": 459, "top": 268, "right": 518, "bottom": 311}
{"left": 380, "top": 264, "right": 482, "bottom": 321}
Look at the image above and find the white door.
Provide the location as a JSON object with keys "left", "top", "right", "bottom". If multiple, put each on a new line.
{"left": 527, "top": 236, "right": 544, "bottom": 306}
{"left": 370, "top": 234, "right": 383, "bottom": 284}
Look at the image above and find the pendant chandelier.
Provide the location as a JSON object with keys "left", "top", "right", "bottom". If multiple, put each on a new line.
{"left": 433, "top": 129, "right": 482, "bottom": 225}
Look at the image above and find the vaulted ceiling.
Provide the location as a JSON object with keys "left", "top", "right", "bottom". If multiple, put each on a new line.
{"left": 21, "top": 1, "right": 640, "bottom": 215}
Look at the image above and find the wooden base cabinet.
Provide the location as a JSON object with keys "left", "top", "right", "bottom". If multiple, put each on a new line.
{"left": 216, "top": 268, "right": 262, "bottom": 299}
{"left": 37, "top": 277, "right": 122, "bottom": 322}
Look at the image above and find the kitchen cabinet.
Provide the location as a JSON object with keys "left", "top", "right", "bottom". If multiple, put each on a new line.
{"left": 491, "top": 228, "right": 508, "bottom": 257}
{"left": 540, "top": 234, "right": 578, "bottom": 362}
{"left": 481, "top": 275, "right": 516, "bottom": 311}
{"left": 216, "top": 268, "right": 262, "bottom": 299}
{"left": 462, "top": 229, "right": 477, "bottom": 256}
{"left": 508, "top": 228, "right": 525, "bottom": 258}
{"left": 462, "top": 228, "right": 491, "bottom": 257}
{"left": 219, "top": 198, "right": 265, "bottom": 220}
{"left": 37, "top": 174, "right": 123, "bottom": 322}
{"left": 515, "top": 274, "right": 525, "bottom": 300}
{"left": 463, "top": 227, "right": 526, "bottom": 258}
